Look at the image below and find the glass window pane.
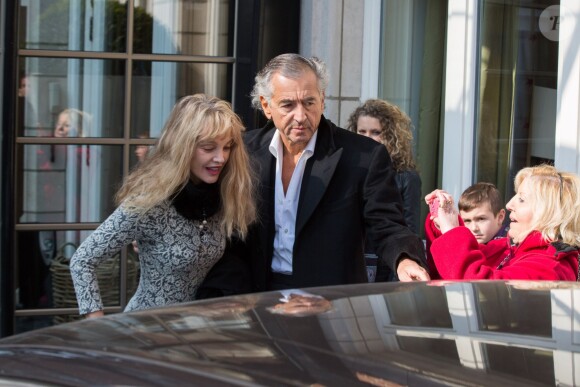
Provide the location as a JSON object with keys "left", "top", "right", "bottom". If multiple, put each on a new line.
{"left": 484, "top": 344, "right": 554, "bottom": 385}
{"left": 18, "top": 57, "right": 126, "bottom": 138}
{"left": 475, "top": 1, "right": 559, "bottom": 197}
{"left": 384, "top": 286, "right": 453, "bottom": 328}
{"left": 475, "top": 282, "right": 551, "bottom": 337}
{"left": 131, "top": 61, "right": 231, "bottom": 138}
{"left": 18, "top": 144, "right": 123, "bottom": 223}
{"left": 134, "top": 0, "right": 233, "bottom": 56}
{"left": 15, "top": 316, "right": 53, "bottom": 335}
{"left": 379, "top": 1, "right": 448, "bottom": 226}
{"left": 397, "top": 336, "right": 459, "bottom": 363}
{"left": 19, "top": 1, "right": 128, "bottom": 52}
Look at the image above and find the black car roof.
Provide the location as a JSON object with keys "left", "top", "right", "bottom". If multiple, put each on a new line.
{"left": 0, "top": 280, "right": 578, "bottom": 386}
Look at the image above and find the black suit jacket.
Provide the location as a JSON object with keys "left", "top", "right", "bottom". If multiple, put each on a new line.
{"left": 198, "top": 116, "right": 426, "bottom": 297}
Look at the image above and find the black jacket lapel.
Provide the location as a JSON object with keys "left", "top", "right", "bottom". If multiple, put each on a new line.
{"left": 246, "top": 124, "right": 277, "bottom": 266}
{"left": 296, "top": 118, "right": 342, "bottom": 235}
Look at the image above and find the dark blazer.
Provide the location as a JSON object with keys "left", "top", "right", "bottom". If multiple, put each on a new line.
{"left": 228, "top": 116, "right": 427, "bottom": 292}
{"left": 198, "top": 117, "right": 427, "bottom": 297}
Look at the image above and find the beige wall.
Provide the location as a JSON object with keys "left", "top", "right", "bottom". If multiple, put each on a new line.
{"left": 299, "top": 0, "right": 365, "bottom": 128}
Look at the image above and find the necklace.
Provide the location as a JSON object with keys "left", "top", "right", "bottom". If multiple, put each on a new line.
{"left": 199, "top": 209, "right": 208, "bottom": 236}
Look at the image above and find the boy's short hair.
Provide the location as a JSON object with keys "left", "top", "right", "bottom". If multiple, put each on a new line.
{"left": 458, "top": 182, "right": 504, "bottom": 215}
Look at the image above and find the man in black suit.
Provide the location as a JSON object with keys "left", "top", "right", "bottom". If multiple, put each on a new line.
{"left": 199, "top": 53, "right": 429, "bottom": 296}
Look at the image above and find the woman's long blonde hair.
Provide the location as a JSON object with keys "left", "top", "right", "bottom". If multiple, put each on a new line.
{"left": 515, "top": 164, "right": 580, "bottom": 246}
{"left": 116, "top": 94, "right": 257, "bottom": 239}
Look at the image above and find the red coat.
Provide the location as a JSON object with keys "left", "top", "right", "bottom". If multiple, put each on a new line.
{"left": 425, "top": 217, "right": 578, "bottom": 281}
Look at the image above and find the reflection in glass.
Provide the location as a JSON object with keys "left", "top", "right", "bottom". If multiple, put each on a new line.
{"left": 475, "top": 282, "right": 551, "bottom": 337}
{"left": 18, "top": 57, "right": 125, "bottom": 138}
{"left": 18, "top": 144, "right": 123, "bottom": 224}
{"left": 133, "top": 0, "right": 233, "bottom": 56}
{"left": 131, "top": 62, "right": 231, "bottom": 138}
{"left": 18, "top": 0, "right": 131, "bottom": 52}
{"left": 131, "top": 143, "right": 154, "bottom": 169}
{"left": 17, "top": 73, "right": 40, "bottom": 137}
{"left": 9, "top": 282, "right": 580, "bottom": 385}
{"left": 484, "top": 344, "right": 554, "bottom": 385}
{"left": 398, "top": 336, "right": 459, "bottom": 362}
{"left": 384, "top": 286, "right": 453, "bottom": 328}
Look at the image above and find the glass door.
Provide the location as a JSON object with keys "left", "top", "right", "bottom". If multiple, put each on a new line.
{"left": 475, "top": 0, "right": 560, "bottom": 201}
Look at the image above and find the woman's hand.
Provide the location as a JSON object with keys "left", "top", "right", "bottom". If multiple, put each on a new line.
{"left": 132, "top": 240, "right": 139, "bottom": 254}
{"left": 425, "top": 189, "right": 459, "bottom": 233}
{"left": 85, "top": 310, "right": 105, "bottom": 319}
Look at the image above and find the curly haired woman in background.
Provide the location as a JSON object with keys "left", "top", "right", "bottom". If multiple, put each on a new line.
{"left": 347, "top": 99, "right": 421, "bottom": 234}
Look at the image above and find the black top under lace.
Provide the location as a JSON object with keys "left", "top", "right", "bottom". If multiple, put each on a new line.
{"left": 171, "top": 180, "right": 221, "bottom": 221}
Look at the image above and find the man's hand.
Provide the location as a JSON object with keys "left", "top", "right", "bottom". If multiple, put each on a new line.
{"left": 397, "top": 258, "right": 430, "bottom": 281}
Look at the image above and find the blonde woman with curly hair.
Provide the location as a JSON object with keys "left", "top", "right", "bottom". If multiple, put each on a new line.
{"left": 71, "top": 94, "right": 257, "bottom": 318}
{"left": 424, "top": 164, "right": 580, "bottom": 280}
{"left": 347, "top": 99, "right": 421, "bottom": 234}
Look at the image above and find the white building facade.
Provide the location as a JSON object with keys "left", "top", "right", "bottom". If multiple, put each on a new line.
{"left": 300, "top": 0, "right": 579, "bottom": 205}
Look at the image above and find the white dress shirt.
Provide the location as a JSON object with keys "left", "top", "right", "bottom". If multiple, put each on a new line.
{"left": 269, "top": 130, "right": 317, "bottom": 274}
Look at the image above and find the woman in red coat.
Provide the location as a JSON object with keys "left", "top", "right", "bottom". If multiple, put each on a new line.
{"left": 425, "top": 165, "right": 580, "bottom": 281}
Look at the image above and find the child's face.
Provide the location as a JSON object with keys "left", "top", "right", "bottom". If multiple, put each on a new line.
{"left": 460, "top": 204, "right": 505, "bottom": 244}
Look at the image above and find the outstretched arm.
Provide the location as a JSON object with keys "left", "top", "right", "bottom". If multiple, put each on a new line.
{"left": 364, "top": 145, "right": 428, "bottom": 278}
{"left": 70, "top": 206, "right": 140, "bottom": 316}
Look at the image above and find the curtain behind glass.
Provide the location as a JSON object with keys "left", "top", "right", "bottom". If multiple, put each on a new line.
{"left": 416, "top": 1, "right": 447, "bottom": 229}
{"left": 476, "top": 1, "right": 559, "bottom": 201}
{"left": 380, "top": 0, "right": 447, "bottom": 237}
{"left": 477, "top": 2, "right": 517, "bottom": 197}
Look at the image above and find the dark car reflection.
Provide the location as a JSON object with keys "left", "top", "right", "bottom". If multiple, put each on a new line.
{"left": 0, "top": 280, "right": 578, "bottom": 386}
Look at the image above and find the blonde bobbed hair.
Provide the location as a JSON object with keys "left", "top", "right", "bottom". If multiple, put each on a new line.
{"left": 116, "top": 94, "right": 257, "bottom": 239}
{"left": 58, "top": 108, "right": 91, "bottom": 137}
{"left": 514, "top": 164, "right": 580, "bottom": 246}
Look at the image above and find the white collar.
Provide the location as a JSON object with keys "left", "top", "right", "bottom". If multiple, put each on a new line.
{"left": 269, "top": 129, "right": 318, "bottom": 158}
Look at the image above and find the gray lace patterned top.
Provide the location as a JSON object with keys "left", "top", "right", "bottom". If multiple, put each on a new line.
{"left": 70, "top": 202, "right": 225, "bottom": 315}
